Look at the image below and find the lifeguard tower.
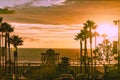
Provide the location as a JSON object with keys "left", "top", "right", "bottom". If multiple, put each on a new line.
{"left": 41, "top": 49, "right": 59, "bottom": 65}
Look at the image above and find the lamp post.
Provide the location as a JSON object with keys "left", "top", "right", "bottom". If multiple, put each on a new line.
{"left": 113, "top": 20, "right": 120, "bottom": 69}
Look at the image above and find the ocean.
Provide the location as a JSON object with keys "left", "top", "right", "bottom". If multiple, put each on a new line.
{"left": 15, "top": 48, "right": 80, "bottom": 62}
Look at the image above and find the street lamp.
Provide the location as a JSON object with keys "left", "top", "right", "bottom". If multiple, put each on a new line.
{"left": 113, "top": 20, "right": 120, "bottom": 69}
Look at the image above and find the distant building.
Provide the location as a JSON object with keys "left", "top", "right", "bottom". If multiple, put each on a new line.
{"left": 113, "top": 41, "right": 117, "bottom": 54}
{"left": 41, "top": 49, "right": 59, "bottom": 65}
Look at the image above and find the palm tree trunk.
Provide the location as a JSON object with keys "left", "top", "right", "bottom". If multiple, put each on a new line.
{"left": 1, "top": 32, "right": 5, "bottom": 78}
{"left": 13, "top": 50, "right": 16, "bottom": 74}
{"left": 90, "top": 27, "right": 94, "bottom": 80}
{"left": 95, "top": 36, "right": 96, "bottom": 48}
{"left": 14, "top": 46, "right": 18, "bottom": 75}
{"left": 8, "top": 33, "right": 11, "bottom": 74}
{"left": 94, "top": 36, "right": 97, "bottom": 78}
{"left": 5, "top": 32, "right": 8, "bottom": 74}
{"left": 80, "top": 39, "right": 82, "bottom": 73}
{"left": 84, "top": 34, "right": 87, "bottom": 74}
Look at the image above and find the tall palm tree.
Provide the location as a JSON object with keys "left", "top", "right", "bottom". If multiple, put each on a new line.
{"left": 83, "top": 20, "right": 97, "bottom": 79}
{"left": 0, "top": 22, "right": 14, "bottom": 74}
{"left": 10, "top": 35, "right": 23, "bottom": 74}
{"left": 83, "top": 25, "right": 90, "bottom": 74}
{"left": 93, "top": 31, "right": 99, "bottom": 78}
{"left": 75, "top": 30, "right": 85, "bottom": 73}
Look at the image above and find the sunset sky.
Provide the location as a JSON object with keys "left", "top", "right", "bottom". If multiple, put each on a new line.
{"left": 0, "top": 0, "right": 119, "bottom": 48}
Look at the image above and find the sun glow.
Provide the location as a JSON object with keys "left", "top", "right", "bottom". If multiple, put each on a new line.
{"left": 96, "top": 22, "right": 118, "bottom": 40}
{"left": 96, "top": 22, "right": 117, "bottom": 36}
{"left": 93, "top": 22, "right": 118, "bottom": 46}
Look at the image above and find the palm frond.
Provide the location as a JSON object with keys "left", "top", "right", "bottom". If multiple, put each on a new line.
{"left": 1, "top": 22, "right": 14, "bottom": 32}
{"left": 9, "top": 35, "right": 23, "bottom": 46}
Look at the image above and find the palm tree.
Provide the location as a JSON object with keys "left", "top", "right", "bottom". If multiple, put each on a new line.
{"left": 83, "top": 20, "right": 97, "bottom": 79}
{"left": 83, "top": 25, "right": 90, "bottom": 74}
{"left": 93, "top": 31, "right": 99, "bottom": 68}
{"left": 0, "top": 22, "right": 14, "bottom": 74}
{"left": 102, "top": 33, "right": 107, "bottom": 41}
{"left": 93, "top": 31, "right": 99, "bottom": 78}
{"left": 75, "top": 30, "right": 85, "bottom": 73}
{"left": 93, "top": 31, "right": 99, "bottom": 48}
{"left": 9, "top": 35, "right": 23, "bottom": 74}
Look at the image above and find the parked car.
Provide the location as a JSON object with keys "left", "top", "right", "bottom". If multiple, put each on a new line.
{"left": 12, "top": 74, "right": 26, "bottom": 80}
{"left": 59, "top": 74, "right": 74, "bottom": 80}
{"left": 75, "top": 74, "right": 88, "bottom": 80}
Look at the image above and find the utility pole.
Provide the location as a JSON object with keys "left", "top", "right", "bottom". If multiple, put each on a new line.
{"left": 113, "top": 20, "right": 120, "bottom": 70}
{"left": 0, "top": 17, "right": 3, "bottom": 79}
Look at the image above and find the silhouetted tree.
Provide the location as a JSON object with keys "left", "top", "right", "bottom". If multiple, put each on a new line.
{"left": 0, "top": 22, "right": 14, "bottom": 74}
{"left": 10, "top": 35, "right": 23, "bottom": 74}
{"left": 83, "top": 20, "right": 97, "bottom": 78}
{"left": 75, "top": 30, "right": 85, "bottom": 73}
{"left": 93, "top": 39, "right": 114, "bottom": 75}
{"left": 82, "top": 26, "right": 89, "bottom": 74}
{"left": 93, "top": 31, "right": 99, "bottom": 77}
{"left": 58, "top": 57, "right": 70, "bottom": 74}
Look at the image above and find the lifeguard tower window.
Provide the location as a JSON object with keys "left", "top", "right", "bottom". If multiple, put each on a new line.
{"left": 113, "top": 41, "right": 117, "bottom": 54}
